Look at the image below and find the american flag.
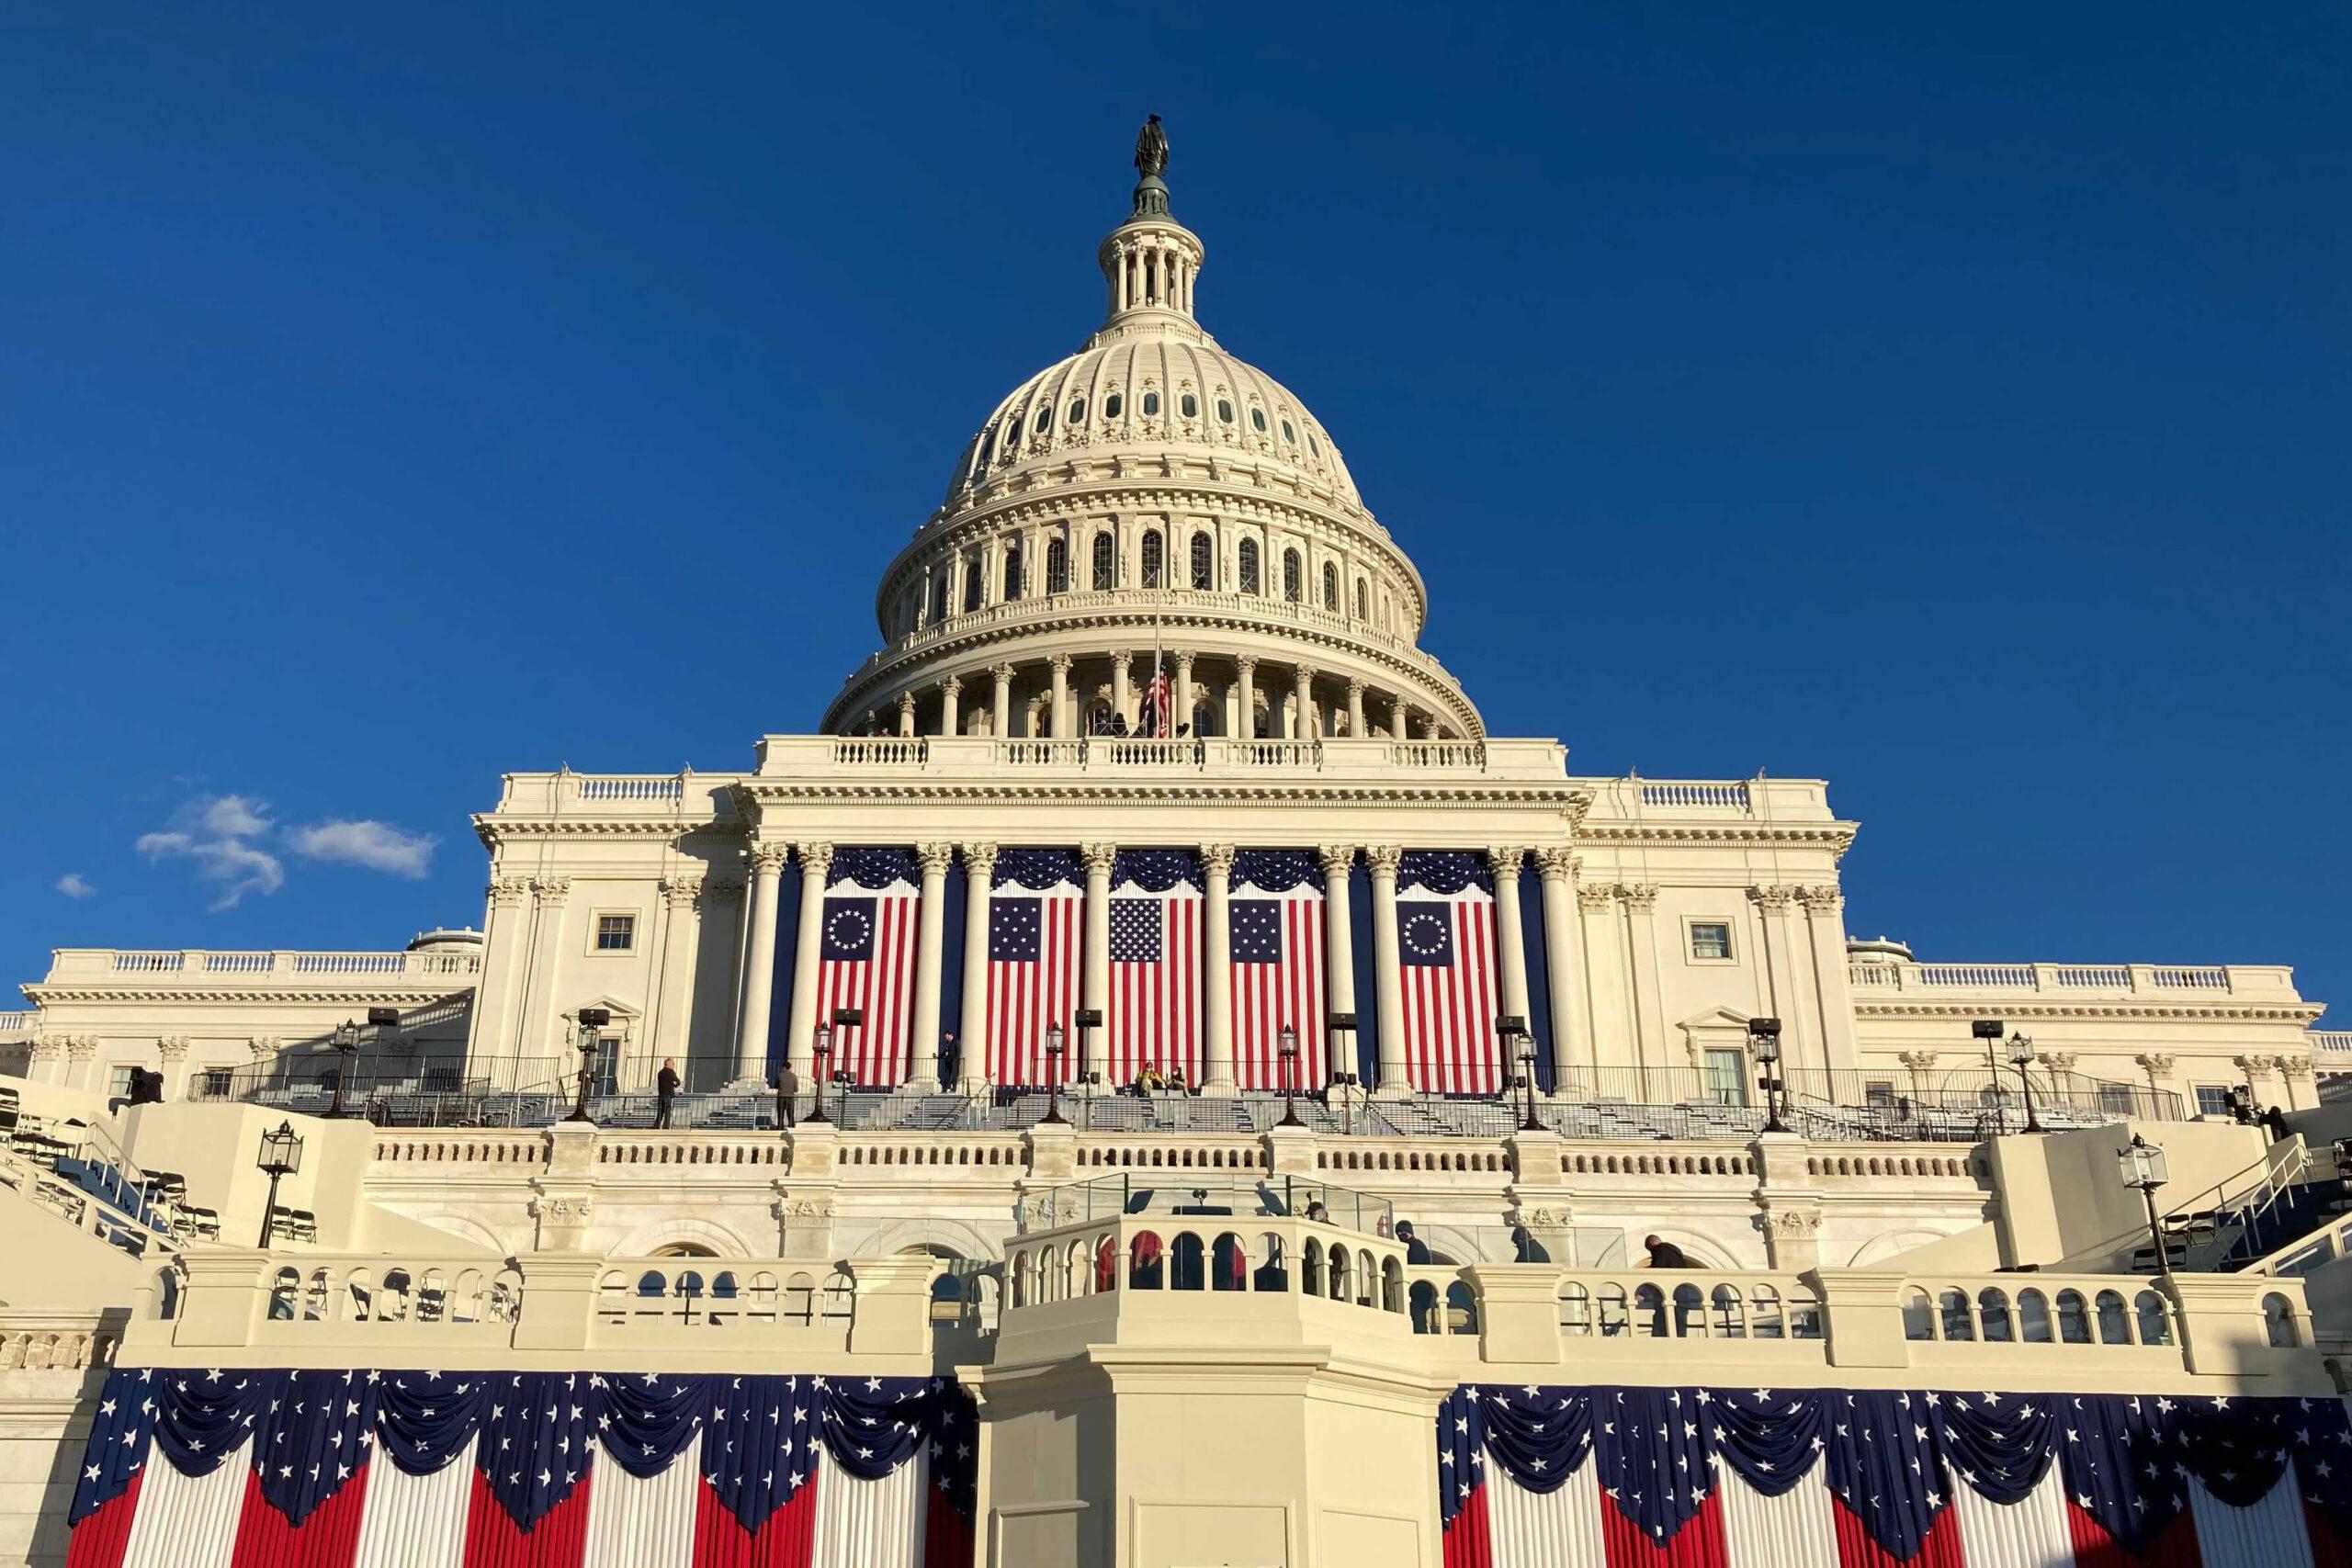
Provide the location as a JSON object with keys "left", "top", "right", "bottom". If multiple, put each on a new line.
{"left": 815, "top": 849, "right": 922, "bottom": 1088}
{"left": 1228, "top": 849, "right": 1324, "bottom": 1092}
{"left": 1136, "top": 657, "right": 1171, "bottom": 738}
{"left": 986, "top": 849, "right": 1083, "bottom": 1087}
{"left": 1107, "top": 849, "right": 1201, "bottom": 1084}
{"left": 1396, "top": 852, "right": 1500, "bottom": 1096}
{"left": 67, "top": 1365, "right": 980, "bottom": 1568}
{"left": 1439, "top": 1381, "right": 2352, "bottom": 1568}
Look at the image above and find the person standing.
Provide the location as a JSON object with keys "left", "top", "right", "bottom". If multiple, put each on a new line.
{"left": 654, "top": 1057, "right": 679, "bottom": 1130}
{"left": 938, "top": 1030, "right": 960, "bottom": 1089}
{"left": 774, "top": 1062, "right": 798, "bottom": 1129}
{"left": 1645, "top": 1234, "right": 1694, "bottom": 1269}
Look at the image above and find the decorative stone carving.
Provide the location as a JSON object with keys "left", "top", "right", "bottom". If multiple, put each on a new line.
{"left": 1200, "top": 842, "right": 1237, "bottom": 877}
{"left": 964, "top": 841, "right": 1001, "bottom": 878}
{"left": 1173, "top": 650, "right": 1196, "bottom": 674}
{"left": 531, "top": 876, "right": 572, "bottom": 907}
{"left": 1760, "top": 1208, "right": 1822, "bottom": 1237}
{"left": 1619, "top": 885, "right": 1660, "bottom": 914}
{"left": 748, "top": 841, "right": 792, "bottom": 874}
{"left": 1515, "top": 1205, "right": 1574, "bottom": 1229}
{"left": 527, "top": 1195, "right": 594, "bottom": 1222}
{"left": 706, "top": 874, "right": 745, "bottom": 905}
{"left": 2280, "top": 1057, "right": 2316, "bottom": 1082}
{"left": 1576, "top": 884, "right": 1616, "bottom": 912}
{"left": 2039, "top": 1051, "right": 2077, "bottom": 1077}
{"left": 991, "top": 661, "right": 1016, "bottom": 685}
{"left": 2134, "top": 1053, "right": 2175, "bottom": 1078}
{"left": 1363, "top": 844, "right": 1404, "bottom": 877}
{"left": 1800, "top": 886, "right": 1844, "bottom": 914}
{"left": 791, "top": 841, "right": 832, "bottom": 876}
{"left": 488, "top": 876, "right": 532, "bottom": 908}
{"left": 156, "top": 1036, "right": 190, "bottom": 1062}
{"left": 1233, "top": 654, "right": 1257, "bottom": 677}
{"left": 65, "top": 1037, "right": 99, "bottom": 1062}
{"left": 941, "top": 674, "right": 962, "bottom": 699}
{"left": 1533, "top": 846, "right": 1577, "bottom": 881}
{"left": 1046, "top": 651, "right": 1073, "bottom": 674}
{"left": 1080, "top": 842, "right": 1119, "bottom": 875}
{"left": 2233, "top": 1055, "right": 2279, "bottom": 1077}
{"left": 26, "top": 1037, "right": 61, "bottom": 1064}
{"left": 249, "top": 1036, "right": 282, "bottom": 1062}
{"left": 1487, "top": 847, "right": 1526, "bottom": 877}
{"left": 915, "top": 842, "right": 956, "bottom": 876}
{"left": 1317, "top": 844, "right": 1356, "bottom": 878}
{"left": 1748, "top": 884, "right": 1799, "bottom": 913}
{"left": 774, "top": 1196, "right": 838, "bottom": 1221}
{"left": 1896, "top": 1051, "right": 1939, "bottom": 1072}
{"left": 661, "top": 875, "right": 705, "bottom": 909}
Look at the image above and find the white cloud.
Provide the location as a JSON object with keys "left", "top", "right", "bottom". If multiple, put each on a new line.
{"left": 198, "top": 794, "right": 272, "bottom": 838}
{"left": 136, "top": 795, "right": 286, "bottom": 909}
{"left": 55, "top": 873, "right": 96, "bottom": 898}
{"left": 289, "top": 819, "right": 436, "bottom": 879}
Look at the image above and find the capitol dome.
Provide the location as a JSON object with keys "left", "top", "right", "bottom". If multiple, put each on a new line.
{"left": 823, "top": 119, "right": 1477, "bottom": 745}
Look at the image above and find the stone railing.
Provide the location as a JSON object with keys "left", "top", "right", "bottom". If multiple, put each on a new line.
{"left": 2308, "top": 1032, "right": 2352, "bottom": 1061}
{"left": 0, "top": 1011, "right": 34, "bottom": 1036}
{"left": 0, "top": 1314, "right": 119, "bottom": 1371}
{"left": 1848, "top": 961, "right": 2301, "bottom": 1001}
{"left": 45, "top": 948, "right": 484, "bottom": 983}
{"left": 133, "top": 1249, "right": 941, "bottom": 1364}
{"left": 753, "top": 734, "right": 1553, "bottom": 781}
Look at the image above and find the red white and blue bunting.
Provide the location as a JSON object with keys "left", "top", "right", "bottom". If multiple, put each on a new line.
{"left": 1439, "top": 1382, "right": 2352, "bottom": 1567}
{"left": 67, "top": 1366, "right": 976, "bottom": 1568}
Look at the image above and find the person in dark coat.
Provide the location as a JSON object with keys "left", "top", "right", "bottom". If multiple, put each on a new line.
{"left": 1395, "top": 1220, "right": 1433, "bottom": 1265}
{"left": 654, "top": 1058, "right": 679, "bottom": 1129}
{"left": 1645, "top": 1234, "right": 1695, "bottom": 1269}
{"left": 772, "top": 1064, "right": 797, "bottom": 1129}
{"left": 2262, "top": 1104, "right": 2294, "bottom": 1143}
{"left": 938, "top": 1031, "right": 960, "bottom": 1088}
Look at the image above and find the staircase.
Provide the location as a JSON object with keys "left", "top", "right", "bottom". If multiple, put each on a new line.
{"left": 2118, "top": 1143, "right": 2351, "bottom": 1275}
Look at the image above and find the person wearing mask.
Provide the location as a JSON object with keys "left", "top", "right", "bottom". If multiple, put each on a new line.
{"left": 1395, "top": 1220, "right": 1433, "bottom": 1265}
{"left": 1645, "top": 1234, "right": 1694, "bottom": 1269}
{"left": 654, "top": 1057, "right": 680, "bottom": 1130}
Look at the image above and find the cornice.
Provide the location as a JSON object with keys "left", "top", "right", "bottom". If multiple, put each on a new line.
{"left": 476, "top": 818, "right": 736, "bottom": 846}
{"left": 1857, "top": 1000, "right": 2326, "bottom": 1025}
{"left": 733, "top": 779, "right": 1594, "bottom": 819}
{"left": 23, "top": 984, "right": 479, "bottom": 1007}
{"left": 1577, "top": 823, "right": 1860, "bottom": 859}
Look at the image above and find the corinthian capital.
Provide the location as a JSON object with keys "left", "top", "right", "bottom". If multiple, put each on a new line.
{"left": 792, "top": 841, "right": 832, "bottom": 876}
{"left": 1046, "top": 651, "right": 1073, "bottom": 674}
{"left": 156, "top": 1035, "right": 190, "bottom": 1062}
{"left": 916, "top": 842, "right": 956, "bottom": 877}
{"left": 2280, "top": 1056, "right": 2315, "bottom": 1081}
{"left": 662, "top": 875, "right": 705, "bottom": 909}
{"left": 1748, "top": 885, "right": 1799, "bottom": 913}
{"left": 2233, "top": 1055, "right": 2279, "bottom": 1077}
{"left": 1619, "top": 884, "right": 1660, "bottom": 914}
{"left": 532, "top": 876, "right": 571, "bottom": 907}
{"left": 249, "top": 1035, "right": 282, "bottom": 1062}
{"left": 26, "top": 1036, "right": 61, "bottom": 1064}
{"left": 706, "top": 874, "right": 745, "bottom": 904}
{"left": 1081, "top": 842, "right": 1119, "bottom": 876}
{"left": 750, "top": 841, "right": 793, "bottom": 874}
{"left": 963, "top": 841, "right": 1001, "bottom": 879}
{"left": 1363, "top": 845, "right": 1404, "bottom": 878}
{"left": 1533, "top": 845, "right": 1577, "bottom": 881}
{"left": 1487, "top": 847, "right": 1527, "bottom": 878}
{"left": 1800, "top": 886, "right": 1844, "bottom": 914}
{"left": 1576, "top": 883, "right": 1616, "bottom": 911}
{"left": 1896, "top": 1050, "right": 1939, "bottom": 1072}
{"left": 1200, "top": 843, "right": 1238, "bottom": 878}
{"left": 66, "top": 1036, "right": 99, "bottom": 1061}
{"left": 2134, "top": 1053, "right": 2175, "bottom": 1076}
{"left": 488, "top": 875, "right": 531, "bottom": 908}
{"left": 1317, "top": 844, "right": 1357, "bottom": 878}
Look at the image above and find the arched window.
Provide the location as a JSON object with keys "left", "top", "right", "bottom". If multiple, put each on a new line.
{"left": 1901, "top": 1287, "right": 1934, "bottom": 1341}
{"left": 1409, "top": 1280, "right": 1440, "bottom": 1334}
{"left": 1002, "top": 546, "right": 1023, "bottom": 602}
{"left": 2264, "top": 1292, "right": 2299, "bottom": 1348}
{"left": 963, "top": 558, "right": 984, "bottom": 612}
{"left": 1250, "top": 406, "right": 1268, "bottom": 434}
{"left": 1005, "top": 414, "right": 1023, "bottom": 448}
{"left": 1035, "top": 402, "right": 1052, "bottom": 434}
{"left": 1302, "top": 1239, "right": 1323, "bottom": 1296}
{"left": 2094, "top": 1290, "right": 2132, "bottom": 1344}
{"left": 1307, "top": 431, "right": 1321, "bottom": 457}
{"left": 1321, "top": 562, "right": 1339, "bottom": 610}
{"left": 1046, "top": 537, "right": 1069, "bottom": 594}
{"left": 1141, "top": 530, "right": 1164, "bottom": 588}
{"left": 1938, "top": 1288, "right": 1974, "bottom": 1340}
{"left": 1171, "top": 1234, "right": 1205, "bottom": 1291}
{"left": 1180, "top": 392, "right": 1198, "bottom": 419}
{"left": 2056, "top": 1289, "right": 2093, "bottom": 1343}
{"left": 1216, "top": 398, "right": 1234, "bottom": 424}
{"left": 1978, "top": 1288, "right": 2013, "bottom": 1342}
{"left": 1354, "top": 578, "right": 1368, "bottom": 621}
{"left": 2133, "top": 1290, "right": 2173, "bottom": 1346}
{"left": 1141, "top": 390, "right": 1160, "bottom": 417}
{"left": 1091, "top": 533, "right": 1114, "bottom": 592}
{"left": 1283, "top": 548, "right": 1302, "bottom": 603}
{"left": 971, "top": 433, "right": 993, "bottom": 477}
{"left": 1104, "top": 392, "right": 1124, "bottom": 420}
{"left": 1213, "top": 1234, "right": 1246, "bottom": 1292}
{"left": 1189, "top": 532, "right": 1213, "bottom": 590}
{"left": 1067, "top": 397, "right": 1086, "bottom": 425}
{"left": 1282, "top": 418, "right": 1296, "bottom": 444}
{"left": 2018, "top": 1288, "right": 2053, "bottom": 1343}
{"left": 1238, "top": 539, "right": 1261, "bottom": 595}
{"left": 930, "top": 573, "right": 950, "bottom": 624}
{"left": 1128, "top": 1232, "right": 1164, "bottom": 1289}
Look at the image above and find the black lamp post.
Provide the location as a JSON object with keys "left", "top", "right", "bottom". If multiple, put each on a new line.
{"left": 2008, "top": 1032, "right": 2044, "bottom": 1133}
{"left": 1750, "top": 1016, "right": 1787, "bottom": 1134}
{"left": 2120, "top": 1134, "right": 2176, "bottom": 1284}
{"left": 1972, "top": 1019, "right": 2007, "bottom": 1134}
{"left": 1074, "top": 1007, "right": 1102, "bottom": 1089}
{"left": 566, "top": 1008, "right": 610, "bottom": 1123}
{"left": 255, "top": 1119, "right": 303, "bottom": 1247}
{"left": 807, "top": 1025, "right": 834, "bottom": 1124}
{"left": 1041, "top": 1023, "right": 1068, "bottom": 1124}
{"left": 327, "top": 1018, "right": 361, "bottom": 1119}
{"left": 1277, "top": 1025, "right": 1304, "bottom": 1127}
{"left": 1498, "top": 1015, "right": 1539, "bottom": 1132}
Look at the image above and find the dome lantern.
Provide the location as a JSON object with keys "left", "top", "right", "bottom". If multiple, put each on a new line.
{"left": 1098, "top": 114, "right": 1204, "bottom": 333}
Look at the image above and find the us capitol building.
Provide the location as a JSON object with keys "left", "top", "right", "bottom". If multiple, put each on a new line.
{"left": 4, "top": 124, "right": 2349, "bottom": 1568}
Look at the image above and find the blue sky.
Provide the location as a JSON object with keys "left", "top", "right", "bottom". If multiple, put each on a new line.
{"left": 2, "top": 4, "right": 2345, "bottom": 1018}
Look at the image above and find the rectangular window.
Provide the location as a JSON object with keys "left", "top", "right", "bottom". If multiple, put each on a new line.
{"left": 1702, "top": 1048, "right": 1747, "bottom": 1107}
{"left": 595, "top": 915, "right": 636, "bottom": 952}
{"left": 198, "top": 1068, "right": 232, "bottom": 1098}
{"left": 108, "top": 1066, "right": 136, "bottom": 1098}
{"left": 2097, "top": 1083, "right": 2135, "bottom": 1115}
{"left": 2194, "top": 1085, "right": 2233, "bottom": 1118}
{"left": 1864, "top": 1079, "right": 1897, "bottom": 1109}
{"left": 1690, "top": 921, "right": 1732, "bottom": 961}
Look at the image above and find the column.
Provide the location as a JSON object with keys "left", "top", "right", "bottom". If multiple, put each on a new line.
{"left": 1532, "top": 848, "right": 1589, "bottom": 1090}
{"left": 897, "top": 690, "right": 916, "bottom": 738}
{"left": 1202, "top": 843, "right": 1237, "bottom": 1092}
{"left": 780, "top": 841, "right": 832, "bottom": 1084}
{"left": 518, "top": 876, "right": 572, "bottom": 1064}
{"left": 1293, "top": 665, "right": 1317, "bottom": 739}
{"left": 1081, "top": 843, "right": 1116, "bottom": 1083}
{"left": 461, "top": 874, "right": 532, "bottom": 1069}
{"left": 26, "top": 1037, "right": 63, "bottom": 1086}
{"left": 956, "top": 844, "right": 998, "bottom": 1092}
{"left": 1365, "top": 845, "right": 1409, "bottom": 1093}
{"left": 736, "top": 843, "right": 790, "bottom": 1082}
{"left": 1318, "top": 846, "right": 1359, "bottom": 1083}
{"left": 1236, "top": 656, "right": 1258, "bottom": 739}
{"left": 1487, "top": 847, "right": 1532, "bottom": 1085}
{"left": 1389, "top": 694, "right": 1408, "bottom": 739}
{"left": 1751, "top": 886, "right": 1807, "bottom": 1071}
{"left": 1346, "top": 679, "right": 1366, "bottom": 739}
{"left": 939, "top": 676, "right": 961, "bottom": 739}
{"left": 1578, "top": 884, "right": 1629, "bottom": 1067}
{"left": 156, "top": 1036, "right": 191, "bottom": 1101}
{"left": 1800, "top": 886, "right": 1860, "bottom": 1072}
{"left": 1621, "top": 886, "right": 1667, "bottom": 1083}
{"left": 992, "top": 664, "right": 1014, "bottom": 738}
{"left": 908, "top": 843, "right": 955, "bottom": 1087}
{"left": 653, "top": 874, "right": 704, "bottom": 1070}
{"left": 1173, "top": 651, "right": 1194, "bottom": 734}
{"left": 1110, "top": 652, "right": 1133, "bottom": 727}
{"left": 65, "top": 1037, "right": 98, "bottom": 1092}
{"left": 2280, "top": 1057, "right": 2317, "bottom": 1112}
{"left": 1048, "top": 653, "right": 1072, "bottom": 738}
{"left": 1023, "top": 696, "right": 1046, "bottom": 739}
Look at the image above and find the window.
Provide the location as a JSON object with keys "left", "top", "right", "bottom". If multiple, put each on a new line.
{"left": 1046, "top": 537, "right": 1069, "bottom": 593}
{"left": 1104, "top": 392, "right": 1124, "bottom": 420}
{"left": 1250, "top": 406, "right": 1268, "bottom": 433}
{"left": 2098, "top": 1083, "right": 2135, "bottom": 1115}
{"left": 1307, "top": 431, "right": 1320, "bottom": 457}
{"left": 1181, "top": 392, "right": 1197, "bottom": 419}
{"left": 1091, "top": 532, "right": 1114, "bottom": 591}
{"left": 1864, "top": 1079, "right": 1897, "bottom": 1109}
{"left": 1702, "top": 1049, "right": 1747, "bottom": 1108}
{"left": 595, "top": 914, "right": 637, "bottom": 952}
{"left": 1142, "top": 390, "right": 1160, "bottom": 416}
{"left": 1238, "top": 538, "right": 1261, "bottom": 594}
{"left": 199, "top": 1067, "right": 232, "bottom": 1098}
{"left": 930, "top": 573, "right": 949, "bottom": 623}
{"left": 1282, "top": 418, "right": 1296, "bottom": 444}
{"left": 1282, "top": 547, "right": 1302, "bottom": 603}
{"left": 2194, "top": 1085, "right": 2233, "bottom": 1118}
{"left": 1190, "top": 532, "right": 1213, "bottom": 590}
{"left": 1690, "top": 922, "right": 1733, "bottom": 960}
{"left": 963, "top": 558, "right": 984, "bottom": 611}
{"left": 1320, "top": 562, "right": 1339, "bottom": 610}
{"left": 1067, "top": 397, "right": 1086, "bottom": 425}
{"left": 1354, "top": 578, "right": 1368, "bottom": 620}
{"left": 1217, "top": 398, "right": 1234, "bottom": 423}
{"left": 1002, "top": 546, "right": 1023, "bottom": 601}
{"left": 1006, "top": 414, "right": 1023, "bottom": 446}
{"left": 1035, "top": 403, "right": 1051, "bottom": 433}
{"left": 1141, "top": 530, "right": 1164, "bottom": 587}
{"left": 109, "top": 1066, "right": 137, "bottom": 1098}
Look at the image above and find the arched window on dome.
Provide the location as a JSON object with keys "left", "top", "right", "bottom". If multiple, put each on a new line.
{"left": 1002, "top": 545, "right": 1023, "bottom": 602}
{"left": 1181, "top": 392, "right": 1198, "bottom": 420}
{"left": 1190, "top": 532, "right": 1213, "bottom": 591}
{"left": 1141, "top": 390, "right": 1160, "bottom": 417}
{"left": 1046, "top": 537, "right": 1069, "bottom": 595}
{"left": 1006, "top": 413, "right": 1023, "bottom": 448}
{"left": 1354, "top": 578, "right": 1369, "bottom": 621}
{"left": 1238, "top": 539, "right": 1261, "bottom": 596}
{"left": 1140, "top": 530, "right": 1164, "bottom": 588}
{"left": 1321, "top": 562, "right": 1339, "bottom": 611}
{"left": 1283, "top": 418, "right": 1297, "bottom": 445}
{"left": 1283, "top": 548, "right": 1302, "bottom": 604}
{"left": 1068, "top": 397, "right": 1086, "bottom": 426}
{"left": 1091, "top": 533, "right": 1114, "bottom": 592}
{"left": 1217, "top": 398, "right": 1234, "bottom": 424}
{"left": 1104, "top": 392, "right": 1124, "bottom": 421}
{"left": 930, "top": 572, "right": 950, "bottom": 625}
{"left": 1035, "top": 402, "right": 1052, "bottom": 434}
{"left": 963, "top": 556, "right": 985, "bottom": 612}
{"left": 1307, "top": 430, "right": 1321, "bottom": 457}
{"left": 1251, "top": 406, "right": 1269, "bottom": 434}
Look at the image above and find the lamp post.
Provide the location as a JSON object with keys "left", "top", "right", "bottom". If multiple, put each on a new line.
{"left": 1041, "top": 1023, "right": 1068, "bottom": 1124}
{"left": 807, "top": 1026, "right": 834, "bottom": 1124}
{"left": 1972, "top": 1019, "right": 2007, "bottom": 1134}
{"left": 2008, "top": 1032, "right": 2044, "bottom": 1133}
{"left": 1498, "top": 1015, "right": 1538, "bottom": 1132}
{"left": 566, "top": 1008, "right": 610, "bottom": 1123}
{"left": 255, "top": 1120, "right": 303, "bottom": 1247}
{"left": 2120, "top": 1134, "right": 2176, "bottom": 1285}
{"left": 1750, "top": 1016, "right": 1787, "bottom": 1134}
{"left": 1277, "top": 1025, "right": 1303, "bottom": 1128}
{"left": 327, "top": 1018, "right": 361, "bottom": 1119}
